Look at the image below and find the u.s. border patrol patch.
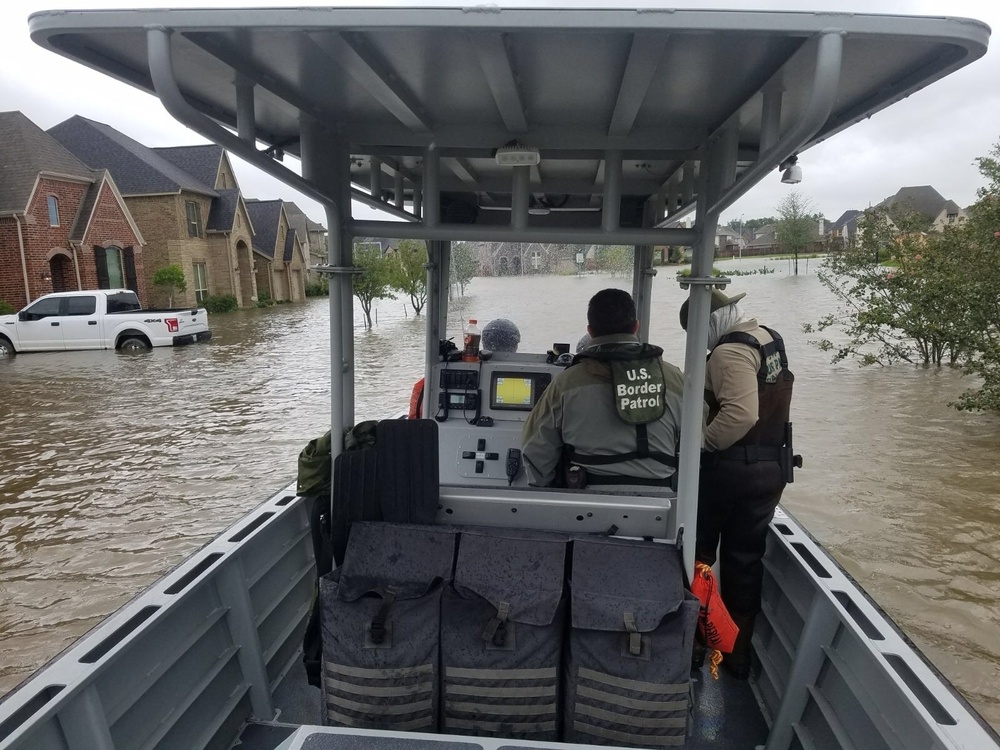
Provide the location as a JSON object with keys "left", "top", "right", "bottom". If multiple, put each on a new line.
{"left": 610, "top": 358, "right": 666, "bottom": 424}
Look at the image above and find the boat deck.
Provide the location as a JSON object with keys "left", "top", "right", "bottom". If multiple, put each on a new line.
{"left": 236, "top": 657, "right": 768, "bottom": 750}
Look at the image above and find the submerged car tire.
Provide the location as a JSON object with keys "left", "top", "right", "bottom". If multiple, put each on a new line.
{"left": 0, "top": 336, "right": 14, "bottom": 357}
{"left": 118, "top": 337, "right": 151, "bottom": 352}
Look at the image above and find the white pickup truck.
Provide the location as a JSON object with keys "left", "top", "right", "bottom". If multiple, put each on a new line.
{"left": 0, "top": 289, "right": 212, "bottom": 355}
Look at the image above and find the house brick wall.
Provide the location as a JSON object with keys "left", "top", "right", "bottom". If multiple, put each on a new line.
{"left": 13, "top": 179, "right": 90, "bottom": 307}
{"left": 125, "top": 192, "right": 224, "bottom": 308}
{"left": 1, "top": 177, "right": 139, "bottom": 310}
{"left": 79, "top": 180, "right": 147, "bottom": 303}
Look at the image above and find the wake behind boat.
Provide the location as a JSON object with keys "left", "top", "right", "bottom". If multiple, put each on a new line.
{"left": 2, "top": 6, "right": 998, "bottom": 750}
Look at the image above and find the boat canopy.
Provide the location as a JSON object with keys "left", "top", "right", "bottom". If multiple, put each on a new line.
{"left": 29, "top": 5, "right": 990, "bottom": 574}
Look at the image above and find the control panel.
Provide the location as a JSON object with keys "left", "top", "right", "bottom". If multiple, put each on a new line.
{"left": 428, "top": 354, "right": 563, "bottom": 488}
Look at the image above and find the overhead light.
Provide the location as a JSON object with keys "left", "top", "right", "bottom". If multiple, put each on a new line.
{"left": 780, "top": 155, "right": 802, "bottom": 184}
{"left": 495, "top": 142, "right": 541, "bottom": 167}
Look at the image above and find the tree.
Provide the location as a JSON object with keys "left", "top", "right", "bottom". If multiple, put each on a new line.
{"left": 451, "top": 242, "right": 477, "bottom": 296}
{"left": 352, "top": 245, "right": 395, "bottom": 329}
{"left": 775, "top": 191, "right": 818, "bottom": 275}
{"left": 803, "top": 135, "right": 1000, "bottom": 413}
{"left": 152, "top": 264, "right": 187, "bottom": 307}
{"left": 950, "top": 139, "right": 1000, "bottom": 410}
{"left": 596, "top": 245, "right": 633, "bottom": 277}
{"left": 389, "top": 239, "right": 428, "bottom": 315}
{"left": 806, "top": 206, "right": 964, "bottom": 368}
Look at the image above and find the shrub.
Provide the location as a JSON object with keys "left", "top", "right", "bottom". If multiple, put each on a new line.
{"left": 256, "top": 291, "right": 275, "bottom": 308}
{"left": 0, "top": 300, "right": 15, "bottom": 315}
{"left": 202, "top": 294, "right": 239, "bottom": 313}
{"left": 305, "top": 277, "right": 329, "bottom": 297}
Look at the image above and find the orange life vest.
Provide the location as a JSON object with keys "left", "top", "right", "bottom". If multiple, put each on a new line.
{"left": 408, "top": 378, "right": 425, "bottom": 419}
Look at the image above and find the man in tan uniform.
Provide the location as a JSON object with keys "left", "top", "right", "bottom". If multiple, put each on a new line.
{"left": 680, "top": 288, "right": 795, "bottom": 679}
{"left": 522, "top": 289, "right": 685, "bottom": 489}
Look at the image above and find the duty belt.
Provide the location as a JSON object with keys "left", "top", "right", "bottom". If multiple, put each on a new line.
{"left": 713, "top": 445, "right": 782, "bottom": 463}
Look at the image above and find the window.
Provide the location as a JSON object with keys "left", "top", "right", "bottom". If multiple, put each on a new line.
{"left": 22, "top": 296, "right": 62, "bottom": 321}
{"left": 193, "top": 263, "right": 209, "bottom": 304}
{"left": 531, "top": 250, "right": 542, "bottom": 270}
{"left": 186, "top": 200, "right": 202, "bottom": 237}
{"left": 94, "top": 246, "right": 137, "bottom": 292}
{"left": 106, "top": 292, "right": 141, "bottom": 313}
{"left": 47, "top": 195, "right": 60, "bottom": 226}
{"left": 65, "top": 296, "right": 97, "bottom": 316}
{"left": 104, "top": 247, "right": 125, "bottom": 288}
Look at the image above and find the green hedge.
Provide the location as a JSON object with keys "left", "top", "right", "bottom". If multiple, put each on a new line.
{"left": 0, "top": 300, "right": 15, "bottom": 315}
{"left": 202, "top": 294, "right": 239, "bottom": 313}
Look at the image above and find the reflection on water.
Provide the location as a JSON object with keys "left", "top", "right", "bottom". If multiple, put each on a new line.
{"left": 1, "top": 258, "right": 997, "bottom": 730}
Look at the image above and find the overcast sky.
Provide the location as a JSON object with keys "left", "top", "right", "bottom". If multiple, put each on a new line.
{"left": 4, "top": 0, "right": 999, "bottom": 230}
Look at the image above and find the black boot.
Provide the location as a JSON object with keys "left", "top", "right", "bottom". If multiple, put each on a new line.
{"left": 723, "top": 613, "right": 757, "bottom": 680}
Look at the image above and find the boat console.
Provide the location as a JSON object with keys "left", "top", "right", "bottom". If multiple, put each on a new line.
{"left": 426, "top": 351, "right": 677, "bottom": 540}
{"left": 428, "top": 352, "right": 558, "bottom": 488}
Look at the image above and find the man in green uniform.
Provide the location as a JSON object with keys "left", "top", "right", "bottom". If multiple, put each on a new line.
{"left": 522, "top": 288, "right": 686, "bottom": 489}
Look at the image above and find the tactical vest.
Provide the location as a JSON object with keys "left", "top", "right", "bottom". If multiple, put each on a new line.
{"left": 707, "top": 326, "right": 793, "bottom": 460}
{"left": 565, "top": 343, "right": 677, "bottom": 486}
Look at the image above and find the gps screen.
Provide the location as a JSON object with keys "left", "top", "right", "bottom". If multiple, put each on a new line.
{"left": 493, "top": 376, "right": 534, "bottom": 409}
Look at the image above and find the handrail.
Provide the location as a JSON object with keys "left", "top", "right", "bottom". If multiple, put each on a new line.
{"left": 708, "top": 30, "right": 844, "bottom": 216}
{"left": 144, "top": 26, "right": 418, "bottom": 223}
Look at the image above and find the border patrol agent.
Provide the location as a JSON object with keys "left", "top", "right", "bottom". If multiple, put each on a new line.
{"left": 680, "top": 288, "right": 799, "bottom": 679}
{"left": 522, "top": 289, "right": 686, "bottom": 489}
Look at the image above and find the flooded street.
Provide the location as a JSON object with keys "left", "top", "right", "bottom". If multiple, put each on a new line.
{"left": 1, "top": 257, "right": 998, "bottom": 730}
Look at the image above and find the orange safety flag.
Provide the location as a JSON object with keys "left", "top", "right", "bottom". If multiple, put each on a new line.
{"left": 692, "top": 562, "right": 740, "bottom": 655}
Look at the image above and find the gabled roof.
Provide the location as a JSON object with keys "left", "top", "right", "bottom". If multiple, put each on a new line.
{"left": 283, "top": 201, "right": 326, "bottom": 233}
{"left": 830, "top": 209, "right": 862, "bottom": 231}
{"left": 283, "top": 227, "right": 297, "bottom": 263}
{"left": 0, "top": 110, "right": 95, "bottom": 213}
{"left": 154, "top": 144, "right": 224, "bottom": 190}
{"left": 938, "top": 199, "right": 962, "bottom": 215}
{"left": 67, "top": 169, "right": 146, "bottom": 246}
{"left": 205, "top": 188, "right": 242, "bottom": 232}
{"left": 47, "top": 115, "right": 218, "bottom": 198}
{"left": 877, "top": 185, "right": 949, "bottom": 223}
{"left": 244, "top": 198, "right": 283, "bottom": 259}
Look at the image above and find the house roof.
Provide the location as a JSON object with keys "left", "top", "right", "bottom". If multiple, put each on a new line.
{"left": 205, "top": 188, "right": 242, "bottom": 232}
{"left": 830, "top": 209, "right": 862, "bottom": 231}
{"left": 283, "top": 227, "right": 297, "bottom": 263}
{"left": 877, "top": 185, "right": 949, "bottom": 223}
{"left": 283, "top": 201, "right": 326, "bottom": 233}
{"left": 47, "top": 115, "right": 218, "bottom": 198}
{"left": 154, "top": 144, "right": 224, "bottom": 190}
{"left": 244, "top": 198, "right": 283, "bottom": 259}
{"left": 0, "top": 110, "right": 96, "bottom": 214}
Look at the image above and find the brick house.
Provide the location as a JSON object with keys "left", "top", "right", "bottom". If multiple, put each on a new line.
{"left": 48, "top": 115, "right": 260, "bottom": 308}
{"left": 0, "top": 111, "right": 145, "bottom": 310}
{"left": 244, "top": 199, "right": 308, "bottom": 302}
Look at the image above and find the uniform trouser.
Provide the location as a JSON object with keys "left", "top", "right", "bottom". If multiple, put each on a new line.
{"left": 695, "top": 458, "right": 785, "bottom": 621}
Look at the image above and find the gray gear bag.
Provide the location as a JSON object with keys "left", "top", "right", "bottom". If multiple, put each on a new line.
{"left": 564, "top": 537, "right": 700, "bottom": 747}
{"left": 319, "top": 522, "right": 456, "bottom": 731}
{"left": 440, "top": 529, "right": 567, "bottom": 741}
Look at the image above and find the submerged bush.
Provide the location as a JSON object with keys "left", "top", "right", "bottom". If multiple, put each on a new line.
{"left": 202, "top": 294, "right": 239, "bottom": 313}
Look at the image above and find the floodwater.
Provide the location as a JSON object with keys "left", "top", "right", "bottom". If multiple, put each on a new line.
{"left": 1, "top": 257, "right": 998, "bottom": 732}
